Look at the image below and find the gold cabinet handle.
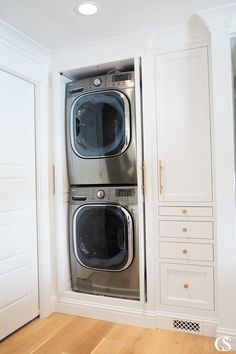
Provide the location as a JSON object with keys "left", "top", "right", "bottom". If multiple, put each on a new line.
{"left": 184, "top": 283, "right": 189, "bottom": 289}
{"left": 182, "top": 209, "right": 187, "bottom": 214}
{"left": 182, "top": 249, "right": 188, "bottom": 254}
{"left": 159, "top": 160, "right": 163, "bottom": 195}
{"left": 182, "top": 227, "right": 187, "bottom": 233}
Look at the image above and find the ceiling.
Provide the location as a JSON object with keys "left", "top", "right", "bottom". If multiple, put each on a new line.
{"left": 0, "top": 0, "right": 234, "bottom": 51}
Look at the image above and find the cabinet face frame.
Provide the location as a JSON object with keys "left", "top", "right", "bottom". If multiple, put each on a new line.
{"left": 155, "top": 47, "right": 213, "bottom": 203}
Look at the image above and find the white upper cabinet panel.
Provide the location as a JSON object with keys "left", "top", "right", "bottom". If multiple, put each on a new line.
{"left": 155, "top": 47, "right": 212, "bottom": 202}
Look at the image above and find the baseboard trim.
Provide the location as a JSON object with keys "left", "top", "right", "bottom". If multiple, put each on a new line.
{"left": 54, "top": 297, "right": 156, "bottom": 328}
{"left": 53, "top": 297, "right": 236, "bottom": 350}
{"left": 53, "top": 296, "right": 218, "bottom": 336}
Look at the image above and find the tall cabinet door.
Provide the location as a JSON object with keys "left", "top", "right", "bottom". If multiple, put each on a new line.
{"left": 0, "top": 70, "right": 39, "bottom": 339}
{"left": 155, "top": 48, "right": 212, "bottom": 202}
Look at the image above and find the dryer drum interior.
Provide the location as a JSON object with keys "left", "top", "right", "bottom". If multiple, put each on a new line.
{"left": 71, "top": 90, "right": 131, "bottom": 159}
{"left": 73, "top": 204, "right": 134, "bottom": 272}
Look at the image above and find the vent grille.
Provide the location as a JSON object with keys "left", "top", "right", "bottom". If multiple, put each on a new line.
{"left": 173, "top": 319, "right": 200, "bottom": 333}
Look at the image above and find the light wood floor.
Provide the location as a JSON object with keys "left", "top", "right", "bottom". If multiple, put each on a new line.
{"left": 0, "top": 313, "right": 235, "bottom": 354}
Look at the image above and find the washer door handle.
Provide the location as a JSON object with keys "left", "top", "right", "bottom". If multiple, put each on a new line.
{"left": 76, "top": 117, "right": 80, "bottom": 136}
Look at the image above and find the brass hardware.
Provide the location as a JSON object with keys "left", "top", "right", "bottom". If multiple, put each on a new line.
{"left": 184, "top": 283, "right": 189, "bottom": 289}
{"left": 182, "top": 209, "right": 187, "bottom": 214}
{"left": 182, "top": 249, "right": 188, "bottom": 254}
{"left": 159, "top": 160, "right": 163, "bottom": 195}
{"left": 182, "top": 227, "right": 187, "bottom": 233}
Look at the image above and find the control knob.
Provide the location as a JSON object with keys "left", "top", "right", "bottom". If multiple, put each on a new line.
{"left": 97, "top": 190, "right": 105, "bottom": 199}
{"left": 94, "top": 78, "right": 102, "bottom": 87}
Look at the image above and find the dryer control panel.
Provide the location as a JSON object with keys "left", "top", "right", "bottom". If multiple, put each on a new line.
{"left": 67, "top": 71, "right": 135, "bottom": 96}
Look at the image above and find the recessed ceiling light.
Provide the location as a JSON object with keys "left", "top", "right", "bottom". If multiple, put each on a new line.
{"left": 77, "top": 2, "right": 99, "bottom": 16}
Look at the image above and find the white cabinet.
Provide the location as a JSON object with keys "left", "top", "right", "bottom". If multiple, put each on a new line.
{"left": 160, "top": 263, "right": 214, "bottom": 310}
{"left": 159, "top": 207, "right": 213, "bottom": 217}
{"left": 159, "top": 220, "right": 213, "bottom": 239}
{"left": 155, "top": 47, "right": 212, "bottom": 202}
{"left": 155, "top": 47, "right": 214, "bottom": 310}
{"left": 160, "top": 242, "right": 214, "bottom": 261}
{"left": 158, "top": 207, "right": 215, "bottom": 311}
{"left": 155, "top": 47, "right": 215, "bottom": 312}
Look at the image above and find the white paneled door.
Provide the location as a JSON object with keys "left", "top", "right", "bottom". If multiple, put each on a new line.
{"left": 0, "top": 70, "right": 39, "bottom": 339}
{"left": 155, "top": 47, "right": 212, "bottom": 202}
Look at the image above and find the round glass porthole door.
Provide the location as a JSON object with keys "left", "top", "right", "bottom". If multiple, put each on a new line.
{"left": 73, "top": 204, "right": 133, "bottom": 271}
{"left": 71, "top": 90, "right": 130, "bottom": 158}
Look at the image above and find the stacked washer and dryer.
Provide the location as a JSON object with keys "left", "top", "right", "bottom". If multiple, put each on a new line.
{"left": 66, "top": 71, "right": 140, "bottom": 300}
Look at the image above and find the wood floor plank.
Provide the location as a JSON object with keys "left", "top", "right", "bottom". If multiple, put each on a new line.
{"left": 0, "top": 313, "right": 75, "bottom": 354}
{"left": 33, "top": 317, "right": 113, "bottom": 354}
{"left": 124, "top": 328, "right": 164, "bottom": 354}
{"left": 91, "top": 337, "right": 128, "bottom": 354}
{"left": 1, "top": 313, "right": 236, "bottom": 354}
{"left": 100, "top": 323, "right": 148, "bottom": 354}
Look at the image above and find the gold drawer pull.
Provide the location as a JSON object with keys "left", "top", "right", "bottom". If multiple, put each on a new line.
{"left": 182, "top": 227, "right": 187, "bottom": 233}
{"left": 182, "top": 249, "right": 188, "bottom": 254}
{"left": 184, "top": 283, "right": 189, "bottom": 289}
{"left": 182, "top": 209, "right": 187, "bottom": 214}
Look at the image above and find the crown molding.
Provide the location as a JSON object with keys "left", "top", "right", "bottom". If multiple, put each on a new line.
{"left": 197, "top": 3, "right": 236, "bottom": 32}
{"left": 0, "top": 19, "right": 50, "bottom": 69}
{"left": 51, "top": 22, "right": 209, "bottom": 71}
{"left": 148, "top": 20, "right": 209, "bottom": 50}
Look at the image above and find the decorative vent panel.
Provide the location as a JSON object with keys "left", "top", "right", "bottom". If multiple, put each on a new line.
{"left": 173, "top": 319, "right": 200, "bottom": 333}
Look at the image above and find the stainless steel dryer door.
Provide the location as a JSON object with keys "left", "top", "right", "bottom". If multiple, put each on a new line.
{"left": 72, "top": 204, "right": 133, "bottom": 271}
{"left": 70, "top": 90, "right": 130, "bottom": 158}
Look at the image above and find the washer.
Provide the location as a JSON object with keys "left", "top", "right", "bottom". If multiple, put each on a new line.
{"left": 66, "top": 71, "right": 137, "bottom": 186}
{"left": 69, "top": 185, "right": 140, "bottom": 300}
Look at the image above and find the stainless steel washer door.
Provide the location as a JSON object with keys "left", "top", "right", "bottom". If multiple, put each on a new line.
{"left": 72, "top": 204, "right": 133, "bottom": 271}
{"left": 70, "top": 90, "right": 130, "bottom": 158}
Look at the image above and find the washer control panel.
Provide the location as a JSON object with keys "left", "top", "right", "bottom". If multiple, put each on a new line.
{"left": 71, "top": 186, "right": 137, "bottom": 204}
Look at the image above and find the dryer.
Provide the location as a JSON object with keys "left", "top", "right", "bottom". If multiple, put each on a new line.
{"left": 66, "top": 71, "right": 137, "bottom": 186}
{"left": 69, "top": 185, "right": 140, "bottom": 300}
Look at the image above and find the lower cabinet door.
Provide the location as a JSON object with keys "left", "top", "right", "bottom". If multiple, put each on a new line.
{"left": 160, "top": 263, "right": 214, "bottom": 310}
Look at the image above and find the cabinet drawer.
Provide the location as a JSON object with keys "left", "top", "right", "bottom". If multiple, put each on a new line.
{"left": 160, "top": 263, "right": 214, "bottom": 310}
{"left": 159, "top": 221, "right": 213, "bottom": 239}
{"left": 158, "top": 207, "right": 213, "bottom": 217}
{"left": 160, "top": 242, "right": 213, "bottom": 261}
